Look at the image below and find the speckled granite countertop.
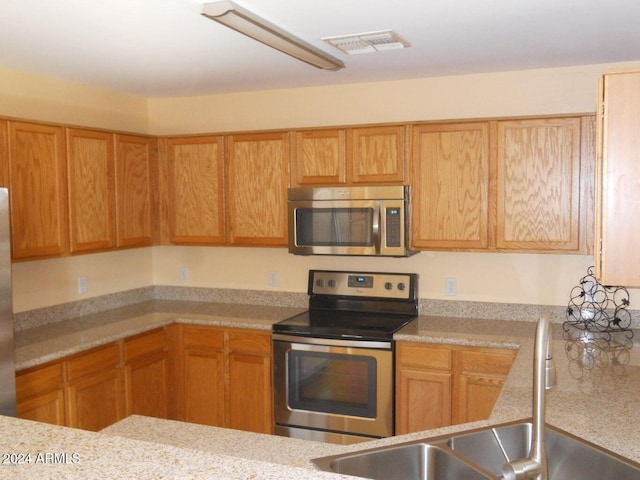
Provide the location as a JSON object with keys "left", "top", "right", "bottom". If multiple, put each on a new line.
{"left": 7, "top": 302, "right": 640, "bottom": 478}
{"left": 14, "top": 299, "right": 305, "bottom": 371}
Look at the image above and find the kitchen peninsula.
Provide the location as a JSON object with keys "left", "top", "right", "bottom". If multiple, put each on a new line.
{"left": 4, "top": 299, "right": 640, "bottom": 478}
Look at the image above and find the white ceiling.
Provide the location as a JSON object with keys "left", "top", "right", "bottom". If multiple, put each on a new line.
{"left": 1, "top": 0, "right": 640, "bottom": 98}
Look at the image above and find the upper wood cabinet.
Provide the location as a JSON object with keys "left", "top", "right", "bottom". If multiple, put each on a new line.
{"left": 349, "top": 125, "right": 406, "bottom": 184}
{"left": 411, "top": 122, "right": 491, "bottom": 250}
{"left": 67, "top": 128, "right": 117, "bottom": 253}
{"left": 226, "top": 132, "right": 289, "bottom": 246}
{"left": 596, "top": 71, "right": 640, "bottom": 287}
{"left": 291, "top": 125, "right": 406, "bottom": 186}
{"left": 164, "top": 136, "right": 225, "bottom": 245}
{"left": 7, "top": 121, "right": 69, "bottom": 259}
{"left": 496, "top": 117, "right": 582, "bottom": 251}
{"left": 292, "top": 129, "right": 346, "bottom": 185}
{"left": 115, "top": 134, "right": 154, "bottom": 248}
{"left": 411, "top": 116, "right": 594, "bottom": 253}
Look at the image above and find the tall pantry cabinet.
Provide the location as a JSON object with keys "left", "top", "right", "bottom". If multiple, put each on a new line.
{"left": 596, "top": 70, "right": 640, "bottom": 287}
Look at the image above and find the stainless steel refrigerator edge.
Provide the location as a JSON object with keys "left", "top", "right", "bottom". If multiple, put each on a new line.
{"left": 0, "top": 188, "right": 16, "bottom": 416}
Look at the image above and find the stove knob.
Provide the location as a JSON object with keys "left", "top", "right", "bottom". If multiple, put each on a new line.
{"left": 397, "top": 282, "right": 406, "bottom": 291}
{"left": 316, "top": 279, "right": 325, "bottom": 288}
{"left": 328, "top": 279, "right": 336, "bottom": 288}
{"left": 384, "top": 282, "right": 393, "bottom": 290}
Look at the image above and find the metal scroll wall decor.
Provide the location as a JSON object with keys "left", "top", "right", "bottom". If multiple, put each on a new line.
{"left": 564, "top": 266, "right": 633, "bottom": 339}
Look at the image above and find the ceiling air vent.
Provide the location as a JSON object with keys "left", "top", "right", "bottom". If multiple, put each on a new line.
{"left": 322, "top": 30, "right": 410, "bottom": 55}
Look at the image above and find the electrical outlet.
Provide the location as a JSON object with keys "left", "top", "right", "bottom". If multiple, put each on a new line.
{"left": 445, "top": 277, "right": 457, "bottom": 297}
{"left": 180, "top": 267, "right": 189, "bottom": 282}
{"left": 77, "top": 275, "right": 87, "bottom": 295}
{"left": 269, "top": 271, "right": 278, "bottom": 287}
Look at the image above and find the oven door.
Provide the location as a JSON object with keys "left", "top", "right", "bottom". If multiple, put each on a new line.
{"left": 273, "top": 335, "right": 394, "bottom": 442}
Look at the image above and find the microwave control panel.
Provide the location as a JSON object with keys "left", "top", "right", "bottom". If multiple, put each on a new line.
{"left": 385, "top": 207, "right": 402, "bottom": 247}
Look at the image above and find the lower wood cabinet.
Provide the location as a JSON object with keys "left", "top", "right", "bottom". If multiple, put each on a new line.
{"left": 16, "top": 324, "right": 274, "bottom": 434}
{"left": 65, "top": 343, "right": 124, "bottom": 431}
{"left": 178, "top": 325, "right": 273, "bottom": 434}
{"left": 396, "top": 341, "right": 516, "bottom": 435}
{"left": 16, "top": 362, "right": 66, "bottom": 426}
{"left": 123, "top": 328, "right": 172, "bottom": 420}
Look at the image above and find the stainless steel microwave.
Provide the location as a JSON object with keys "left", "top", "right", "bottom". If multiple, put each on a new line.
{"left": 288, "top": 185, "right": 417, "bottom": 257}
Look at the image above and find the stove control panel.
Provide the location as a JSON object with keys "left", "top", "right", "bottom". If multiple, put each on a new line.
{"left": 309, "top": 270, "right": 417, "bottom": 300}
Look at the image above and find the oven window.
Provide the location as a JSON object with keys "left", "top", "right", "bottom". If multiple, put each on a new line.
{"left": 295, "top": 208, "right": 374, "bottom": 247}
{"left": 288, "top": 350, "right": 376, "bottom": 418}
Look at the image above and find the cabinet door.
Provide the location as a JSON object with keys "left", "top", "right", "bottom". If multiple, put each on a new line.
{"left": 597, "top": 72, "right": 640, "bottom": 286}
{"left": 115, "top": 134, "right": 154, "bottom": 247}
{"left": 65, "top": 343, "right": 124, "bottom": 431}
{"left": 7, "top": 121, "right": 68, "bottom": 259}
{"left": 348, "top": 125, "right": 406, "bottom": 184}
{"left": 67, "top": 128, "right": 116, "bottom": 252}
{"left": 227, "top": 330, "right": 272, "bottom": 434}
{"left": 292, "top": 129, "right": 346, "bottom": 186}
{"left": 453, "top": 348, "right": 515, "bottom": 425}
{"left": 181, "top": 326, "right": 225, "bottom": 426}
{"left": 411, "top": 122, "right": 491, "bottom": 249}
{"left": 124, "top": 329, "right": 170, "bottom": 420}
{"left": 166, "top": 136, "right": 225, "bottom": 244}
{"left": 496, "top": 118, "right": 581, "bottom": 251}
{"left": 395, "top": 343, "right": 452, "bottom": 434}
{"left": 16, "top": 362, "right": 66, "bottom": 426}
{"left": 226, "top": 132, "right": 289, "bottom": 246}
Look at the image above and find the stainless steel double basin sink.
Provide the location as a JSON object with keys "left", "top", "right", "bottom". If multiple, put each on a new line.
{"left": 312, "top": 420, "right": 640, "bottom": 479}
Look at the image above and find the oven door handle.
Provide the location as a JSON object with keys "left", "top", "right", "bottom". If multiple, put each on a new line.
{"left": 272, "top": 333, "right": 391, "bottom": 350}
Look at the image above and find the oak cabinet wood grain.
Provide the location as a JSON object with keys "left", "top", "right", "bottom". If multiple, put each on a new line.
{"left": 410, "top": 116, "right": 594, "bottom": 253}
{"left": 123, "top": 328, "right": 171, "bottom": 420}
{"left": 178, "top": 325, "right": 273, "bottom": 434}
{"left": 16, "top": 362, "right": 66, "bottom": 426}
{"left": 226, "top": 132, "right": 289, "bottom": 246}
{"left": 396, "top": 343, "right": 452, "bottom": 434}
{"left": 66, "top": 128, "right": 117, "bottom": 253}
{"left": 291, "top": 125, "right": 406, "bottom": 186}
{"left": 396, "top": 342, "right": 516, "bottom": 433}
{"left": 115, "top": 134, "right": 154, "bottom": 248}
{"left": 411, "top": 122, "right": 491, "bottom": 249}
{"left": 7, "top": 121, "right": 69, "bottom": 259}
{"left": 65, "top": 343, "right": 124, "bottom": 432}
{"left": 165, "top": 135, "right": 225, "bottom": 245}
{"left": 496, "top": 117, "right": 581, "bottom": 251}
{"left": 596, "top": 70, "right": 640, "bottom": 286}
{"left": 452, "top": 347, "right": 516, "bottom": 425}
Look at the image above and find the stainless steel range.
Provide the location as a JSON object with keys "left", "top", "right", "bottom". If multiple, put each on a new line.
{"left": 272, "top": 270, "right": 419, "bottom": 445}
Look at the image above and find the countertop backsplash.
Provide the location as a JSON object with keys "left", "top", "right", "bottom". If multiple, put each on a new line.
{"left": 13, "top": 285, "right": 640, "bottom": 333}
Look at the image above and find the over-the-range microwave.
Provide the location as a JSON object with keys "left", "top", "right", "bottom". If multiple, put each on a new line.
{"left": 288, "top": 185, "right": 417, "bottom": 257}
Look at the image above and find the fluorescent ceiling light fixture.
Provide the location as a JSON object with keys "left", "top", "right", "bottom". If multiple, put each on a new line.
{"left": 323, "top": 30, "right": 411, "bottom": 55}
{"left": 201, "top": 1, "right": 344, "bottom": 71}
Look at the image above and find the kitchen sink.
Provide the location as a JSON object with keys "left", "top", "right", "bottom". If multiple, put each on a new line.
{"left": 312, "top": 420, "right": 640, "bottom": 479}
{"left": 313, "top": 442, "right": 493, "bottom": 480}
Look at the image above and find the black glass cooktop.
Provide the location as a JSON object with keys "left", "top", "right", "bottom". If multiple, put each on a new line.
{"left": 273, "top": 309, "right": 417, "bottom": 341}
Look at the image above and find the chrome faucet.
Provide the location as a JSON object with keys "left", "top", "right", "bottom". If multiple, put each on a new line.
{"left": 502, "top": 316, "right": 557, "bottom": 480}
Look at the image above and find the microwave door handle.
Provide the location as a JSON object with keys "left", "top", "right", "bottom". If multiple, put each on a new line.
{"left": 373, "top": 205, "right": 381, "bottom": 254}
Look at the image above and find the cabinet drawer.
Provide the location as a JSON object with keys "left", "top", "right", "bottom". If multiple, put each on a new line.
{"left": 124, "top": 328, "right": 167, "bottom": 362}
{"left": 182, "top": 325, "right": 224, "bottom": 350}
{"left": 397, "top": 343, "right": 452, "bottom": 370}
{"left": 66, "top": 343, "right": 121, "bottom": 382}
{"left": 457, "top": 349, "right": 516, "bottom": 375}
{"left": 228, "top": 329, "right": 271, "bottom": 355}
{"left": 16, "top": 362, "right": 64, "bottom": 401}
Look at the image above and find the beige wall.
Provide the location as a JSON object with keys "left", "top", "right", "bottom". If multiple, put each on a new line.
{"left": 3, "top": 61, "right": 640, "bottom": 313}
{"left": 0, "top": 67, "right": 148, "bottom": 133}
